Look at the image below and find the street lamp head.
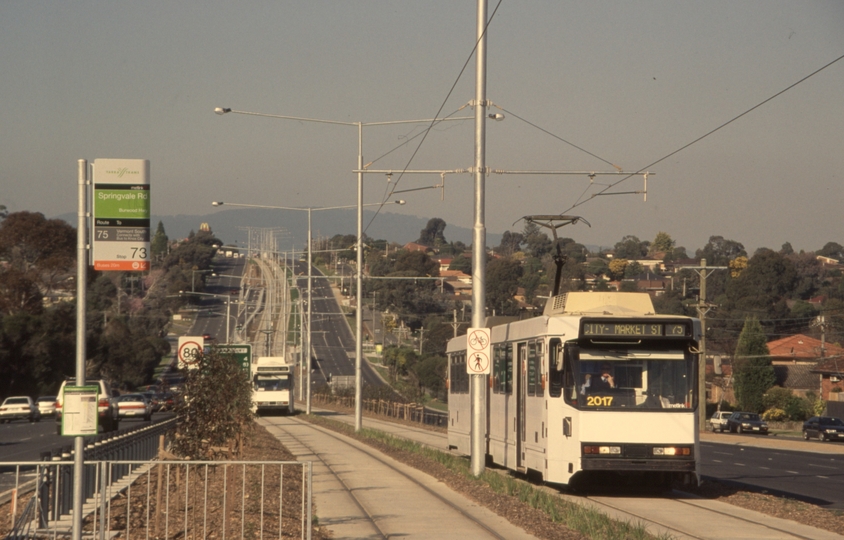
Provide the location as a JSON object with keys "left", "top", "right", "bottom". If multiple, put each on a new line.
{"left": 394, "top": 200, "right": 406, "bottom": 205}
{"left": 214, "top": 107, "right": 232, "bottom": 115}
{"left": 212, "top": 201, "right": 223, "bottom": 206}
{"left": 488, "top": 113, "right": 505, "bottom": 121}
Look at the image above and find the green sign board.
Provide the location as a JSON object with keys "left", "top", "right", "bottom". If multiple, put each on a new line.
{"left": 92, "top": 159, "right": 151, "bottom": 272}
{"left": 215, "top": 344, "right": 252, "bottom": 372}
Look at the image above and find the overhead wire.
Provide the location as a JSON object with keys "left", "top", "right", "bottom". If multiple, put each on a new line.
{"left": 557, "top": 51, "right": 844, "bottom": 214}
{"left": 361, "top": 0, "right": 505, "bottom": 239}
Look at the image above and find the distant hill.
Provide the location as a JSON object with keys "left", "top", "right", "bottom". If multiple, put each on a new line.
{"left": 56, "top": 209, "right": 502, "bottom": 249}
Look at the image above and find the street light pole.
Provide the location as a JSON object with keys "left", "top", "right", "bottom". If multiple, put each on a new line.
{"left": 214, "top": 107, "right": 467, "bottom": 431}
{"left": 355, "top": 121, "right": 364, "bottom": 430}
{"left": 306, "top": 207, "right": 312, "bottom": 413}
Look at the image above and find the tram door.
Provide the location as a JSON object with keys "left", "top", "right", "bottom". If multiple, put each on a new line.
{"left": 517, "top": 342, "right": 527, "bottom": 471}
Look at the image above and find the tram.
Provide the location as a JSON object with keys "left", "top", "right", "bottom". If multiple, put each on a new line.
{"left": 447, "top": 291, "right": 701, "bottom": 488}
{"left": 251, "top": 356, "right": 295, "bottom": 416}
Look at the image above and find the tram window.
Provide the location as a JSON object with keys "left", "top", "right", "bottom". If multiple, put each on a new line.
{"left": 505, "top": 345, "right": 513, "bottom": 394}
{"left": 492, "top": 345, "right": 506, "bottom": 394}
{"left": 548, "top": 339, "right": 563, "bottom": 398}
{"left": 527, "top": 342, "right": 537, "bottom": 396}
{"left": 562, "top": 343, "right": 579, "bottom": 406}
{"left": 537, "top": 341, "right": 544, "bottom": 395}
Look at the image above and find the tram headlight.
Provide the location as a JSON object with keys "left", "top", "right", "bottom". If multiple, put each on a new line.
{"left": 653, "top": 446, "right": 692, "bottom": 457}
{"left": 582, "top": 445, "right": 621, "bottom": 455}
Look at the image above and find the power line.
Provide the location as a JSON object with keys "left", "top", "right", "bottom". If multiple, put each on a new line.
{"left": 362, "top": 0, "right": 505, "bottom": 238}
{"left": 558, "top": 51, "right": 844, "bottom": 214}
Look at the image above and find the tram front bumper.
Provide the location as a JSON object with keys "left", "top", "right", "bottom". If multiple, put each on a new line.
{"left": 581, "top": 457, "right": 695, "bottom": 472}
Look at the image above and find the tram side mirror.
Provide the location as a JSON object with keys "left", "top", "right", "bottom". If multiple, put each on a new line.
{"left": 550, "top": 339, "right": 563, "bottom": 371}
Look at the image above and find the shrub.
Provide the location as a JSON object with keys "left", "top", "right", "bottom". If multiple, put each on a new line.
{"left": 172, "top": 349, "right": 253, "bottom": 459}
{"left": 762, "top": 408, "right": 787, "bottom": 421}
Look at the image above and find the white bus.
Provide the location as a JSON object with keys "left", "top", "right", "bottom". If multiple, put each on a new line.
{"left": 251, "top": 357, "right": 295, "bottom": 416}
{"left": 447, "top": 292, "right": 701, "bottom": 489}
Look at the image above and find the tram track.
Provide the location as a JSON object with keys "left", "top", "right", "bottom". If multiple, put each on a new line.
{"left": 299, "top": 407, "right": 843, "bottom": 540}
{"left": 261, "top": 415, "right": 515, "bottom": 539}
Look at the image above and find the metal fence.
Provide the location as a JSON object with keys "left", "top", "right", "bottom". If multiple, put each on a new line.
{"left": 2, "top": 418, "right": 312, "bottom": 540}
{"left": 311, "top": 394, "right": 448, "bottom": 427}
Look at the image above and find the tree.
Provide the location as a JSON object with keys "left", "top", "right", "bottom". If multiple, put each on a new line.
{"left": 695, "top": 235, "right": 746, "bottom": 266}
{"left": 486, "top": 257, "right": 523, "bottom": 316}
{"left": 522, "top": 221, "right": 551, "bottom": 259}
{"left": 726, "top": 249, "right": 797, "bottom": 315}
{"left": 448, "top": 255, "right": 472, "bottom": 274}
{"left": 150, "top": 220, "right": 169, "bottom": 261}
{"left": 732, "top": 317, "right": 776, "bottom": 413}
{"left": 417, "top": 218, "right": 447, "bottom": 248}
{"left": 651, "top": 231, "right": 675, "bottom": 254}
{"left": 394, "top": 250, "right": 439, "bottom": 277}
{"left": 495, "top": 231, "right": 524, "bottom": 257}
{"left": 608, "top": 259, "right": 628, "bottom": 281}
{"left": 613, "top": 235, "right": 649, "bottom": 260}
{"left": 172, "top": 349, "right": 253, "bottom": 459}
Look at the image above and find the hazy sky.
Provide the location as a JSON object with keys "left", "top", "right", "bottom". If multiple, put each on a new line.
{"left": 2, "top": 1, "right": 842, "bottom": 255}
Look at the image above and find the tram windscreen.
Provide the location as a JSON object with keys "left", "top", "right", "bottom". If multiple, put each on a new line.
{"left": 566, "top": 349, "right": 694, "bottom": 410}
{"left": 254, "top": 374, "right": 291, "bottom": 391}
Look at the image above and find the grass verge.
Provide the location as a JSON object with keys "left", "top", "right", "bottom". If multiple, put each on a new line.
{"left": 304, "top": 413, "right": 669, "bottom": 540}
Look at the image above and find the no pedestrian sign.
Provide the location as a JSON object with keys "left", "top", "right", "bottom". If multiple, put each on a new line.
{"left": 466, "top": 327, "right": 491, "bottom": 375}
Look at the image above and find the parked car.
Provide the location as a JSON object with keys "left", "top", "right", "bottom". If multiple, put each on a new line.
{"left": 726, "top": 411, "right": 769, "bottom": 435}
{"left": 709, "top": 411, "right": 731, "bottom": 432}
{"left": 116, "top": 394, "right": 153, "bottom": 421}
{"left": 56, "top": 378, "right": 120, "bottom": 434}
{"left": 0, "top": 396, "right": 41, "bottom": 423}
{"left": 36, "top": 396, "right": 57, "bottom": 416}
{"left": 802, "top": 416, "right": 844, "bottom": 442}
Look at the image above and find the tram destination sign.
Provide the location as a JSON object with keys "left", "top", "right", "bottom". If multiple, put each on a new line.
{"left": 582, "top": 321, "right": 688, "bottom": 337}
{"left": 92, "top": 159, "right": 150, "bottom": 272}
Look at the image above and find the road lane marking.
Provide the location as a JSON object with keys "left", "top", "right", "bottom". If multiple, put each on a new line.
{"left": 809, "top": 463, "right": 837, "bottom": 470}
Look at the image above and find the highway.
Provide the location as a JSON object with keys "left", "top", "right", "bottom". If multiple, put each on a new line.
{"left": 292, "top": 261, "right": 384, "bottom": 390}
{"left": 700, "top": 435, "right": 844, "bottom": 509}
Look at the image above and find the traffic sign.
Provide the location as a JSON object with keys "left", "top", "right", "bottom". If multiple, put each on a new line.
{"left": 92, "top": 159, "right": 151, "bottom": 272}
{"left": 466, "top": 327, "right": 491, "bottom": 375}
{"left": 178, "top": 336, "right": 205, "bottom": 369}
{"left": 214, "top": 344, "right": 252, "bottom": 372}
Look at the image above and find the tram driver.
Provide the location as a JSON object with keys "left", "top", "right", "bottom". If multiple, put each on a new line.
{"left": 590, "top": 363, "right": 616, "bottom": 391}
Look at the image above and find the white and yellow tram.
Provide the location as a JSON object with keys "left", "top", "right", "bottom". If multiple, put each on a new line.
{"left": 447, "top": 292, "right": 701, "bottom": 487}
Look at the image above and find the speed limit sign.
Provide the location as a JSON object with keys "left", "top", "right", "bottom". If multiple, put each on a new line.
{"left": 178, "top": 336, "right": 205, "bottom": 369}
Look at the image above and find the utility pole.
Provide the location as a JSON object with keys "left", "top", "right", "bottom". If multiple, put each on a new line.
{"left": 688, "top": 258, "right": 727, "bottom": 432}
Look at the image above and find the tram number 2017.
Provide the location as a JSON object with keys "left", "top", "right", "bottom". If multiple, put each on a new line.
{"left": 586, "top": 396, "right": 613, "bottom": 407}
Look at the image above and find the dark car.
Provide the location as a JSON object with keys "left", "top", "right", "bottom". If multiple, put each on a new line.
{"left": 726, "top": 411, "right": 769, "bottom": 435}
{"left": 802, "top": 416, "right": 844, "bottom": 442}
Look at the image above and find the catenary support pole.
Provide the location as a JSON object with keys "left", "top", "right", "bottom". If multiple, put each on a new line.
{"left": 471, "top": 0, "right": 488, "bottom": 478}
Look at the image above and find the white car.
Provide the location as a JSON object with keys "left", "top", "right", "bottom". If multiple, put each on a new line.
{"left": 709, "top": 411, "right": 731, "bottom": 432}
{"left": 0, "top": 396, "right": 41, "bottom": 423}
{"left": 36, "top": 396, "right": 57, "bottom": 416}
{"left": 116, "top": 394, "right": 153, "bottom": 421}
